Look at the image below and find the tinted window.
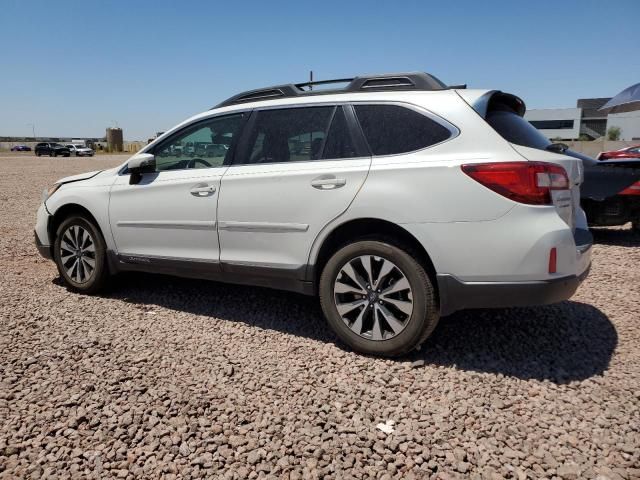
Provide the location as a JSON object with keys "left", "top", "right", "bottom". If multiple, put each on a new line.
{"left": 322, "top": 107, "right": 358, "bottom": 159}
{"left": 154, "top": 113, "right": 245, "bottom": 171}
{"left": 354, "top": 104, "right": 451, "bottom": 156}
{"left": 529, "top": 119, "right": 574, "bottom": 130}
{"left": 486, "top": 109, "right": 551, "bottom": 150}
{"left": 239, "top": 107, "right": 334, "bottom": 164}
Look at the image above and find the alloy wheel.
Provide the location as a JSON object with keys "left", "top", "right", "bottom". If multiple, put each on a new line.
{"left": 59, "top": 225, "right": 96, "bottom": 284}
{"left": 333, "top": 255, "right": 414, "bottom": 341}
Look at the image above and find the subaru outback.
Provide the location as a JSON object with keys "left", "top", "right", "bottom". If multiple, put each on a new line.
{"left": 34, "top": 72, "right": 592, "bottom": 356}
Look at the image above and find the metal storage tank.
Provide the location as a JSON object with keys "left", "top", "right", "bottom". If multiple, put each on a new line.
{"left": 106, "top": 127, "right": 124, "bottom": 152}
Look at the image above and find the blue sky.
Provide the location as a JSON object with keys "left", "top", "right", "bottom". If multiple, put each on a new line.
{"left": 1, "top": 0, "right": 638, "bottom": 140}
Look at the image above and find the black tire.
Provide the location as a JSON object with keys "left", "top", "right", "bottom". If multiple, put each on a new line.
{"left": 53, "top": 215, "right": 109, "bottom": 294}
{"left": 319, "top": 239, "right": 439, "bottom": 357}
{"left": 36, "top": 152, "right": 41, "bottom": 157}
{"left": 633, "top": 220, "right": 640, "bottom": 233}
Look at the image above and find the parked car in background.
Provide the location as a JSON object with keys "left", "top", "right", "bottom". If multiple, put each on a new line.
{"left": 10, "top": 145, "right": 32, "bottom": 152}
{"left": 65, "top": 144, "right": 95, "bottom": 157}
{"left": 35, "top": 143, "right": 71, "bottom": 157}
{"left": 34, "top": 72, "right": 593, "bottom": 357}
{"left": 582, "top": 164, "right": 640, "bottom": 232}
{"left": 597, "top": 145, "right": 640, "bottom": 160}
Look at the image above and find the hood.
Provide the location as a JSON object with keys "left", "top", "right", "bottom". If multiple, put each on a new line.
{"left": 57, "top": 169, "right": 103, "bottom": 185}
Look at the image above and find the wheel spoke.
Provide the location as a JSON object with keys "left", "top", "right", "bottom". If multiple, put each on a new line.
{"left": 76, "top": 259, "right": 85, "bottom": 282}
{"left": 381, "top": 297, "right": 413, "bottom": 316}
{"left": 371, "top": 310, "right": 384, "bottom": 341}
{"left": 381, "top": 276, "right": 410, "bottom": 297}
{"left": 82, "top": 256, "right": 96, "bottom": 268}
{"left": 348, "top": 305, "right": 368, "bottom": 335}
{"left": 336, "top": 298, "right": 367, "bottom": 316}
{"left": 376, "top": 303, "right": 406, "bottom": 334}
{"left": 361, "top": 255, "right": 375, "bottom": 287}
{"left": 334, "top": 280, "right": 365, "bottom": 295}
{"left": 81, "top": 258, "right": 94, "bottom": 276}
{"left": 66, "top": 259, "right": 78, "bottom": 279}
{"left": 63, "top": 232, "right": 77, "bottom": 249}
{"left": 373, "top": 258, "right": 395, "bottom": 290}
{"left": 341, "top": 261, "right": 368, "bottom": 291}
{"left": 79, "top": 228, "right": 89, "bottom": 249}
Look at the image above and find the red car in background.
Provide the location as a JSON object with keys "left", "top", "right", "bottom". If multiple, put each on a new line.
{"left": 598, "top": 145, "right": 640, "bottom": 160}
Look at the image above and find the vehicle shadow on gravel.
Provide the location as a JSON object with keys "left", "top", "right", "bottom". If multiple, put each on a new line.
{"left": 591, "top": 227, "right": 640, "bottom": 247}
{"left": 413, "top": 302, "right": 617, "bottom": 383}
{"left": 92, "top": 273, "right": 616, "bottom": 385}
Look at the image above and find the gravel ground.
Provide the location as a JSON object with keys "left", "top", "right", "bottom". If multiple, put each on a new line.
{"left": 1, "top": 154, "right": 639, "bottom": 479}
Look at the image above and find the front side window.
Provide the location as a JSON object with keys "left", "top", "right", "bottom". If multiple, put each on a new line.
{"left": 354, "top": 104, "right": 452, "bottom": 156}
{"left": 154, "top": 113, "right": 245, "bottom": 171}
{"left": 238, "top": 107, "right": 335, "bottom": 165}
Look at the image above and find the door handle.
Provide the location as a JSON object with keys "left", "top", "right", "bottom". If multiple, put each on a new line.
{"left": 311, "top": 176, "right": 347, "bottom": 190}
{"left": 190, "top": 185, "right": 216, "bottom": 197}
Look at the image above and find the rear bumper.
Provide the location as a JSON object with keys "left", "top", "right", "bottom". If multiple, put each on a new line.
{"left": 437, "top": 265, "right": 590, "bottom": 316}
{"left": 437, "top": 227, "right": 593, "bottom": 316}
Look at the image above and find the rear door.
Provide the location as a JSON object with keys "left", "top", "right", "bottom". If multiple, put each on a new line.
{"left": 217, "top": 104, "right": 370, "bottom": 277}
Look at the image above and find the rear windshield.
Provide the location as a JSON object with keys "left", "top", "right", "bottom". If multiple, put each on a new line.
{"left": 486, "top": 108, "right": 551, "bottom": 151}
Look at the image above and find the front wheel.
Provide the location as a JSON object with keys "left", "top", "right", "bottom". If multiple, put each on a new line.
{"left": 53, "top": 216, "right": 109, "bottom": 294}
{"left": 319, "top": 240, "right": 439, "bottom": 357}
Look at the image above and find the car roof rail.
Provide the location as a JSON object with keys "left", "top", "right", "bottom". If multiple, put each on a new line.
{"left": 214, "top": 72, "right": 459, "bottom": 108}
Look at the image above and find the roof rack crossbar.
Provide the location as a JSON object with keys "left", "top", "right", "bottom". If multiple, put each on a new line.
{"left": 214, "top": 72, "right": 454, "bottom": 108}
{"left": 295, "top": 78, "right": 354, "bottom": 90}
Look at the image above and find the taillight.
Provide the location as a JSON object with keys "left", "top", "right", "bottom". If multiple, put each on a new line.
{"left": 461, "top": 162, "right": 569, "bottom": 205}
{"left": 619, "top": 181, "right": 640, "bottom": 196}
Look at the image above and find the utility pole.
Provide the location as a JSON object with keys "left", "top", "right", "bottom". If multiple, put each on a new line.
{"left": 309, "top": 70, "right": 313, "bottom": 91}
{"left": 27, "top": 123, "right": 36, "bottom": 140}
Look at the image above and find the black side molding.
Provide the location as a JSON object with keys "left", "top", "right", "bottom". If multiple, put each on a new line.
{"left": 437, "top": 266, "right": 590, "bottom": 317}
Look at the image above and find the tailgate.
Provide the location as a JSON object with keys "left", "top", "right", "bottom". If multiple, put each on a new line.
{"left": 510, "top": 144, "right": 582, "bottom": 230}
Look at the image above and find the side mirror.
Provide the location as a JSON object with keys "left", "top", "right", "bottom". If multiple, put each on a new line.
{"left": 127, "top": 153, "right": 155, "bottom": 184}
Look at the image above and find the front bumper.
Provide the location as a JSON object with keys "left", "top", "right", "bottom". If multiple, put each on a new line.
{"left": 35, "top": 231, "right": 52, "bottom": 259}
{"left": 35, "top": 203, "right": 52, "bottom": 259}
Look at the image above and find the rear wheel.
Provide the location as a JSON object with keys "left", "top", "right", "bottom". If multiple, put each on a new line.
{"left": 319, "top": 240, "right": 439, "bottom": 357}
{"left": 53, "top": 216, "right": 109, "bottom": 294}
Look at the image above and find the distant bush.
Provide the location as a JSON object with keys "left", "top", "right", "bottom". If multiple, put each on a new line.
{"left": 607, "top": 126, "right": 621, "bottom": 141}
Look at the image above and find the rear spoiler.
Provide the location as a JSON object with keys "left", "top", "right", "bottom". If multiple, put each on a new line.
{"left": 456, "top": 90, "right": 526, "bottom": 118}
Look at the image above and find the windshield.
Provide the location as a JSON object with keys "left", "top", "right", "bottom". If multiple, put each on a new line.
{"left": 486, "top": 109, "right": 551, "bottom": 150}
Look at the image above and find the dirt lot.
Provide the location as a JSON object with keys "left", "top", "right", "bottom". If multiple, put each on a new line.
{"left": 1, "top": 154, "right": 639, "bottom": 479}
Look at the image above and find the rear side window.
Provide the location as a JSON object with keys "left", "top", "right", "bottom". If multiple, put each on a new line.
{"left": 238, "top": 107, "right": 334, "bottom": 164}
{"left": 354, "top": 104, "right": 451, "bottom": 156}
{"left": 486, "top": 108, "right": 551, "bottom": 150}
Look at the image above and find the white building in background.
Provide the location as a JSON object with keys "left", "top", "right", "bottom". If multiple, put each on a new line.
{"left": 606, "top": 111, "right": 640, "bottom": 141}
{"left": 524, "top": 108, "right": 582, "bottom": 140}
{"left": 526, "top": 95, "right": 640, "bottom": 141}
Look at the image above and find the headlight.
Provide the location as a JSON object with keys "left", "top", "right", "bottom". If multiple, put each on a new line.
{"left": 42, "top": 183, "right": 61, "bottom": 202}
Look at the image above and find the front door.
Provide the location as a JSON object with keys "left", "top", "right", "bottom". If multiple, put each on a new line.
{"left": 109, "top": 113, "right": 246, "bottom": 265}
{"left": 217, "top": 105, "right": 371, "bottom": 277}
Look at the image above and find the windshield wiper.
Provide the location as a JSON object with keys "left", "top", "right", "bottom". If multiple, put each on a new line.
{"left": 545, "top": 142, "right": 569, "bottom": 153}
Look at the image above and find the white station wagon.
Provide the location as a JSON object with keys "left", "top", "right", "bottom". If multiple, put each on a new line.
{"left": 35, "top": 72, "right": 592, "bottom": 356}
